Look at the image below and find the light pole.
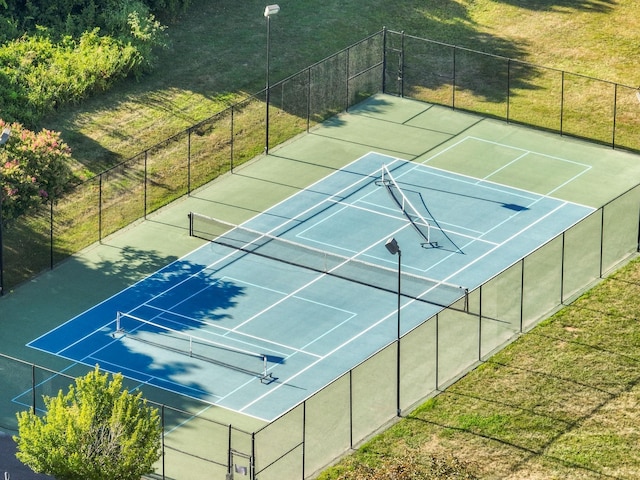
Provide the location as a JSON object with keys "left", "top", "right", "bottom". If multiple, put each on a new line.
{"left": 385, "top": 237, "right": 401, "bottom": 416}
{"left": 264, "top": 4, "right": 280, "bottom": 155}
{"left": 0, "top": 127, "right": 11, "bottom": 296}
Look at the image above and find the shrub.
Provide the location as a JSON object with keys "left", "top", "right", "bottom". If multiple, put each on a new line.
{"left": 0, "top": 28, "right": 156, "bottom": 125}
{"left": 0, "top": 120, "right": 72, "bottom": 223}
{"left": 0, "top": 0, "right": 169, "bottom": 125}
{"left": 15, "top": 366, "right": 162, "bottom": 480}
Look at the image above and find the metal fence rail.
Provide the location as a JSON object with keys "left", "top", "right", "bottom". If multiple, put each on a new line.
{"left": 384, "top": 29, "right": 640, "bottom": 151}
{"left": 3, "top": 29, "right": 639, "bottom": 293}
{"left": 251, "top": 180, "right": 640, "bottom": 480}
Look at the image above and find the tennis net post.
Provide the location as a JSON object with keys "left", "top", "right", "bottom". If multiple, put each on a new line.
{"left": 378, "top": 164, "right": 437, "bottom": 248}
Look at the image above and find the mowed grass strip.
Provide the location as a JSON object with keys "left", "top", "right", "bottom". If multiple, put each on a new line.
{"left": 41, "top": 0, "right": 640, "bottom": 177}
{"left": 319, "top": 257, "right": 640, "bottom": 479}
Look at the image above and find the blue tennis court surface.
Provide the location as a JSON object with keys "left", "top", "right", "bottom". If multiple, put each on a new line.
{"left": 27, "top": 152, "right": 594, "bottom": 421}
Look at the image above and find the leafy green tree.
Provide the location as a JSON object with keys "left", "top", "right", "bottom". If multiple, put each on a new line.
{"left": 14, "top": 366, "right": 162, "bottom": 480}
{"left": 0, "top": 120, "right": 72, "bottom": 224}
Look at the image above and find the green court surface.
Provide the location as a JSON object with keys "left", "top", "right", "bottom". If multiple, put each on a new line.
{"left": 1, "top": 94, "right": 639, "bottom": 476}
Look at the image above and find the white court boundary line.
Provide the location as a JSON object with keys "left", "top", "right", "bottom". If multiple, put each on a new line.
{"left": 420, "top": 136, "right": 593, "bottom": 203}
{"left": 28, "top": 154, "right": 422, "bottom": 420}
{"left": 28, "top": 149, "right": 596, "bottom": 421}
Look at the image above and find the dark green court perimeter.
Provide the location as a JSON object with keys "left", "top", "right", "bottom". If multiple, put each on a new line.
{"left": 1, "top": 94, "right": 639, "bottom": 477}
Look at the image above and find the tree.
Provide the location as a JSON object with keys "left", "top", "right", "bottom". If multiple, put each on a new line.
{"left": 14, "top": 366, "right": 162, "bottom": 480}
{"left": 0, "top": 120, "right": 72, "bottom": 225}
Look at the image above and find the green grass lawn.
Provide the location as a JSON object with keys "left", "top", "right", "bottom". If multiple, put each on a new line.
{"left": 39, "top": 0, "right": 640, "bottom": 176}
{"left": 27, "top": 0, "right": 640, "bottom": 478}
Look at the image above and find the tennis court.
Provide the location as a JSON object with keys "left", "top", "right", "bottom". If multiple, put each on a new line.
{"left": 26, "top": 151, "right": 594, "bottom": 422}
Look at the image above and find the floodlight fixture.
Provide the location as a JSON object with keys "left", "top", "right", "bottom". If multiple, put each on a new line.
{"left": 385, "top": 237, "right": 400, "bottom": 255}
{"left": 264, "top": 4, "right": 280, "bottom": 17}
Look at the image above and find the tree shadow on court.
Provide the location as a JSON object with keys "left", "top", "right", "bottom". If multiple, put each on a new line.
{"left": 78, "top": 245, "right": 287, "bottom": 398}
{"left": 91, "top": 244, "right": 246, "bottom": 322}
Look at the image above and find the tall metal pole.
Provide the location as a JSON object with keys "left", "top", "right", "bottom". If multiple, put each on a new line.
{"left": 264, "top": 5, "right": 280, "bottom": 155}
{"left": 396, "top": 247, "right": 401, "bottom": 416}
{"left": 0, "top": 127, "right": 11, "bottom": 296}
{"left": 265, "top": 12, "right": 271, "bottom": 155}
{"left": 385, "top": 237, "right": 402, "bottom": 417}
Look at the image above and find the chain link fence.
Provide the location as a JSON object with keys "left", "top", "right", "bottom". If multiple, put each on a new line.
{"left": 2, "top": 28, "right": 640, "bottom": 479}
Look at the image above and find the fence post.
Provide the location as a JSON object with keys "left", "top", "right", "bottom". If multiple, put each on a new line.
{"left": 230, "top": 105, "right": 235, "bottom": 173}
{"left": 144, "top": 150, "right": 148, "bottom": 219}
{"left": 612, "top": 83, "right": 618, "bottom": 149}
{"left": 560, "top": 70, "right": 565, "bottom": 136}
{"left": 519, "top": 258, "right": 524, "bottom": 333}
{"left": 49, "top": 200, "right": 54, "bottom": 269}
{"left": 227, "top": 424, "right": 232, "bottom": 478}
{"left": 400, "top": 30, "right": 405, "bottom": 98}
{"left": 31, "top": 364, "right": 36, "bottom": 414}
{"left": 477, "top": 301, "right": 482, "bottom": 361}
{"left": 435, "top": 312, "right": 440, "bottom": 389}
{"left": 349, "top": 371, "right": 353, "bottom": 448}
{"left": 98, "top": 173, "right": 103, "bottom": 241}
{"left": 0, "top": 192, "right": 4, "bottom": 296}
{"left": 161, "top": 404, "right": 165, "bottom": 480}
{"left": 346, "top": 47, "right": 350, "bottom": 112}
{"left": 251, "top": 433, "right": 257, "bottom": 480}
{"left": 382, "top": 27, "right": 387, "bottom": 94}
{"left": 560, "top": 233, "right": 566, "bottom": 303}
{"left": 599, "top": 206, "right": 605, "bottom": 278}
{"left": 187, "top": 128, "right": 192, "bottom": 194}
{"left": 506, "top": 58, "right": 511, "bottom": 122}
{"left": 452, "top": 47, "right": 457, "bottom": 109}
{"left": 306, "top": 67, "right": 311, "bottom": 133}
{"left": 301, "top": 402, "right": 306, "bottom": 480}
{"left": 637, "top": 203, "right": 640, "bottom": 253}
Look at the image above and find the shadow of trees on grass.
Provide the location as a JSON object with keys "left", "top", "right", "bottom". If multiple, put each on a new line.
{"left": 493, "top": 0, "right": 615, "bottom": 12}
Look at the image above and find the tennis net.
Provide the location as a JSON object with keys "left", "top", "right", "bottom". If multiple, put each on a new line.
{"left": 378, "top": 163, "right": 436, "bottom": 247}
{"left": 188, "top": 212, "right": 467, "bottom": 310}
{"left": 114, "top": 312, "right": 274, "bottom": 383}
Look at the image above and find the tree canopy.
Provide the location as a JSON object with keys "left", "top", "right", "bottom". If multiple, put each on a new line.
{"left": 0, "top": 120, "right": 72, "bottom": 224}
{"left": 15, "top": 366, "right": 162, "bottom": 480}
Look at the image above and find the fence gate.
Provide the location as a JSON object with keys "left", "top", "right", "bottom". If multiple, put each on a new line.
{"left": 227, "top": 449, "right": 253, "bottom": 480}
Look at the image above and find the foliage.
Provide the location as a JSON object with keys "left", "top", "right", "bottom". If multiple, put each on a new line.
{"left": 14, "top": 366, "right": 161, "bottom": 480}
{"left": 103, "top": 0, "right": 167, "bottom": 71}
{"left": 0, "top": 0, "right": 169, "bottom": 125}
{"left": 0, "top": 31, "right": 148, "bottom": 125}
{"left": 145, "top": 0, "right": 191, "bottom": 20}
{"left": 0, "top": 120, "right": 72, "bottom": 224}
{"left": 1, "top": 0, "right": 187, "bottom": 36}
